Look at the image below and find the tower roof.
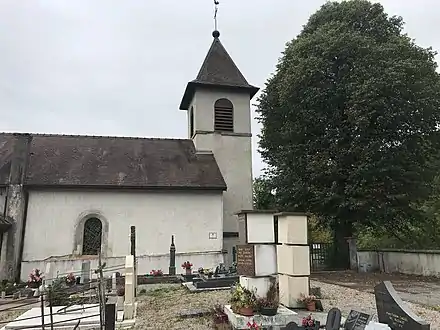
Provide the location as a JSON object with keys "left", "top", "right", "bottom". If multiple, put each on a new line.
{"left": 179, "top": 31, "right": 259, "bottom": 110}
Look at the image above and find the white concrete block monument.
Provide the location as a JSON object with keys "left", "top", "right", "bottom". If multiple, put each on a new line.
{"left": 276, "top": 212, "right": 310, "bottom": 308}
{"left": 124, "top": 255, "right": 135, "bottom": 320}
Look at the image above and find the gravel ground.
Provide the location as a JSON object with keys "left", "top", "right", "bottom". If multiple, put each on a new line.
{"left": 134, "top": 281, "right": 440, "bottom": 330}
{"left": 311, "top": 280, "right": 440, "bottom": 330}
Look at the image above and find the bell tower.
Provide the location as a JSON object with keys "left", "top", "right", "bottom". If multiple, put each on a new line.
{"left": 179, "top": 29, "right": 259, "bottom": 264}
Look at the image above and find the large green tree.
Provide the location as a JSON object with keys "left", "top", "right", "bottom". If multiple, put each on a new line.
{"left": 257, "top": 0, "right": 440, "bottom": 247}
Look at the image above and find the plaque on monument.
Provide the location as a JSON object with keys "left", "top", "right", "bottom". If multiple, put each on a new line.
{"left": 344, "top": 310, "right": 371, "bottom": 330}
{"left": 374, "top": 281, "right": 430, "bottom": 330}
{"left": 236, "top": 245, "right": 255, "bottom": 276}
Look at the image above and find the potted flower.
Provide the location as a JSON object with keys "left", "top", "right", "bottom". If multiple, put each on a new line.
{"left": 212, "top": 304, "right": 229, "bottom": 330}
{"left": 299, "top": 294, "right": 317, "bottom": 311}
{"left": 301, "top": 314, "right": 320, "bottom": 330}
{"left": 65, "top": 273, "right": 76, "bottom": 287}
{"left": 28, "top": 269, "right": 43, "bottom": 289}
{"left": 257, "top": 280, "right": 279, "bottom": 316}
{"left": 150, "top": 269, "right": 163, "bottom": 277}
{"left": 230, "top": 284, "right": 256, "bottom": 316}
{"left": 181, "top": 261, "right": 193, "bottom": 275}
{"left": 207, "top": 269, "right": 214, "bottom": 279}
{"left": 247, "top": 321, "right": 260, "bottom": 329}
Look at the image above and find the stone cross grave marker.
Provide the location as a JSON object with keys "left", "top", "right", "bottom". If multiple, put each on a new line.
{"left": 344, "top": 309, "right": 371, "bottom": 330}
{"left": 374, "top": 281, "right": 430, "bottom": 330}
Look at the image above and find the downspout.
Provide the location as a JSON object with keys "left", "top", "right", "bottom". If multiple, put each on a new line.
{"left": 16, "top": 189, "right": 29, "bottom": 283}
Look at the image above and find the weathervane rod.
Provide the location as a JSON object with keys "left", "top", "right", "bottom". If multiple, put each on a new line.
{"left": 214, "top": 0, "right": 219, "bottom": 31}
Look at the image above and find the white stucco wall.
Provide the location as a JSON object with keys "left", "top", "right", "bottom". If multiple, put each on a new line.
{"left": 20, "top": 189, "right": 224, "bottom": 281}
{"left": 189, "top": 89, "right": 253, "bottom": 235}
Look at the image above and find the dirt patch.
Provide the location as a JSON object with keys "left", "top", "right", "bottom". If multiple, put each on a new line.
{"left": 312, "top": 270, "right": 440, "bottom": 307}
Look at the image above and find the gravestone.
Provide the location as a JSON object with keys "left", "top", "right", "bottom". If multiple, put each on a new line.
{"left": 285, "top": 322, "right": 299, "bottom": 330}
{"left": 236, "top": 245, "right": 255, "bottom": 276}
{"left": 326, "top": 307, "right": 342, "bottom": 330}
{"left": 374, "top": 281, "right": 430, "bottom": 330}
{"left": 81, "top": 261, "right": 91, "bottom": 285}
{"left": 344, "top": 310, "right": 371, "bottom": 330}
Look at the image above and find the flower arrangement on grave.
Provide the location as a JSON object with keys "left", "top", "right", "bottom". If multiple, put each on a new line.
{"left": 299, "top": 293, "right": 317, "bottom": 311}
{"left": 247, "top": 321, "right": 260, "bottom": 329}
{"left": 212, "top": 304, "right": 229, "bottom": 329}
{"left": 301, "top": 314, "right": 319, "bottom": 329}
{"left": 256, "top": 280, "right": 279, "bottom": 316}
{"left": 206, "top": 268, "right": 214, "bottom": 278}
{"left": 28, "top": 269, "right": 43, "bottom": 288}
{"left": 230, "top": 283, "right": 257, "bottom": 316}
{"left": 181, "top": 261, "right": 193, "bottom": 275}
{"left": 198, "top": 267, "right": 204, "bottom": 274}
{"left": 65, "top": 273, "right": 76, "bottom": 286}
{"left": 150, "top": 269, "right": 163, "bottom": 277}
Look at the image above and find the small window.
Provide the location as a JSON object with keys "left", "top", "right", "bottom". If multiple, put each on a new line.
{"left": 190, "top": 106, "right": 195, "bottom": 138}
{"left": 82, "top": 217, "right": 102, "bottom": 255}
{"left": 214, "top": 98, "right": 233, "bottom": 132}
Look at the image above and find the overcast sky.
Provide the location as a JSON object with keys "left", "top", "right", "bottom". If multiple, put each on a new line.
{"left": 0, "top": 0, "right": 438, "bottom": 176}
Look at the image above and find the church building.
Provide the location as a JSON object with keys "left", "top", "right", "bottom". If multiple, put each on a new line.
{"left": 0, "top": 29, "right": 258, "bottom": 281}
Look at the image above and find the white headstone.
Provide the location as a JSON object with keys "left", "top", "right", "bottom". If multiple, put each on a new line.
{"left": 112, "top": 273, "right": 117, "bottom": 291}
{"left": 44, "top": 262, "right": 52, "bottom": 285}
{"left": 124, "top": 255, "right": 135, "bottom": 320}
{"left": 81, "top": 261, "right": 91, "bottom": 284}
{"left": 365, "top": 322, "right": 391, "bottom": 330}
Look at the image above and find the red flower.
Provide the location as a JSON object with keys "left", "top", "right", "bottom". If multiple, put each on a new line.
{"left": 181, "top": 261, "right": 193, "bottom": 269}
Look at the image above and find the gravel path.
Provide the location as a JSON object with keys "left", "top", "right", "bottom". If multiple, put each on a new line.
{"left": 132, "top": 280, "right": 440, "bottom": 329}
{"left": 312, "top": 280, "right": 440, "bottom": 330}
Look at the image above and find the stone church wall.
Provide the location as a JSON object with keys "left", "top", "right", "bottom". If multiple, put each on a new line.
{"left": 20, "top": 189, "right": 223, "bottom": 280}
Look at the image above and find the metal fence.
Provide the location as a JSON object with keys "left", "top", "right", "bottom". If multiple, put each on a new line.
{"left": 0, "top": 260, "right": 125, "bottom": 330}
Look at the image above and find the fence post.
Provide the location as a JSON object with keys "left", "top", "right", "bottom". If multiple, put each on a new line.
{"left": 104, "top": 297, "right": 116, "bottom": 330}
{"left": 40, "top": 290, "right": 45, "bottom": 330}
{"left": 169, "top": 235, "right": 176, "bottom": 276}
{"left": 130, "top": 226, "right": 137, "bottom": 297}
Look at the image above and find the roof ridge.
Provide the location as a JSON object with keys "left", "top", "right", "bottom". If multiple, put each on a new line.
{"left": 0, "top": 132, "right": 191, "bottom": 142}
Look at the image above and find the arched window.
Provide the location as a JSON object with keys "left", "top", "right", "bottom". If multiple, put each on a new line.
{"left": 82, "top": 217, "right": 102, "bottom": 255}
{"left": 214, "top": 98, "right": 233, "bottom": 132}
{"left": 190, "top": 106, "right": 195, "bottom": 138}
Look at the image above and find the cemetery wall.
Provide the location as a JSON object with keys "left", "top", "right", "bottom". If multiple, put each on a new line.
{"left": 19, "top": 189, "right": 224, "bottom": 281}
{"left": 358, "top": 249, "right": 440, "bottom": 277}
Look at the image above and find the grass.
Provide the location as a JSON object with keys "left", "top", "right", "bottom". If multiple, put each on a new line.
{"left": 134, "top": 284, "right": 230, "bottom": 330}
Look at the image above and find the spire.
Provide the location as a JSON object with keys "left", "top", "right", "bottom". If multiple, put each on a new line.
{"left": 179, "top": 32, "right": 259, "bottom": 110}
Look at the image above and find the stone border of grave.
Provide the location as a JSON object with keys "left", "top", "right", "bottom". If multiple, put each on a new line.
{"left": 116, "top": 275, "right": 180, "bottom": 286}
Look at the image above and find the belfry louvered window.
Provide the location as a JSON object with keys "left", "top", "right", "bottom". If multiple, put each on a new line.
{"left": 214, "top": 98, "right": 234, "bottom": 132}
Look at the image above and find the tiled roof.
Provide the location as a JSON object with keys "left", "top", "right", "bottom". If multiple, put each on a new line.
{"left": 0, "top": 133, "right": 226, "bottom": 190}
{"left": 180, "top": 33, "right": 259, "bottom": 110}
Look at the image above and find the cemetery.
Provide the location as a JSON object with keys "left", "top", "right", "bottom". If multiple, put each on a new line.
{"left": 0, "top": 213, "right": 438, "bottom": 329}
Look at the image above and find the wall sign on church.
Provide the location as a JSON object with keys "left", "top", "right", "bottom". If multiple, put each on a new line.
{"left": 236, "top": 244, "right": 255, "bottom": 276}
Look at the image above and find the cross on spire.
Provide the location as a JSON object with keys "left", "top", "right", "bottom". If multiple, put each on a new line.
{"left": 214, "top": 0, "right": 220, "bottom": 35}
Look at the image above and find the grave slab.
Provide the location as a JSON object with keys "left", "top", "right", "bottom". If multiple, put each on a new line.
{"left": 374, "top": 281, "right": 430, "bottom": 330}
{"left": 224, "top": 304, "right": 297, "bottom": 330}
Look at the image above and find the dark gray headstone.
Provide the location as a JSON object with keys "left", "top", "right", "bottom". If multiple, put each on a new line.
{"left": 374, "top": 281, "right": 430, "bottom": 330}
{"left": 344, "top": 310, "right": 371, "bottom": 330}
{"left": 326, "top": 307, "right": 342, "bottom": 330}
{"left": 285, "top": 322, "right": 299, "bottom": 330}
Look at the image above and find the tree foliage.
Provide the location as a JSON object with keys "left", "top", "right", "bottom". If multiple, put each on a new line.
{"left": 257, "top": 0, "right": 440, "bottom": 240}
{"left": 253, "top": 176, "right": 277, "bottom": 210}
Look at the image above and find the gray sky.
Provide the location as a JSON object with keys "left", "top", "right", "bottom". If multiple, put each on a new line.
{"left": 0, "top": 0, "right": 438, "bottom": 177}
